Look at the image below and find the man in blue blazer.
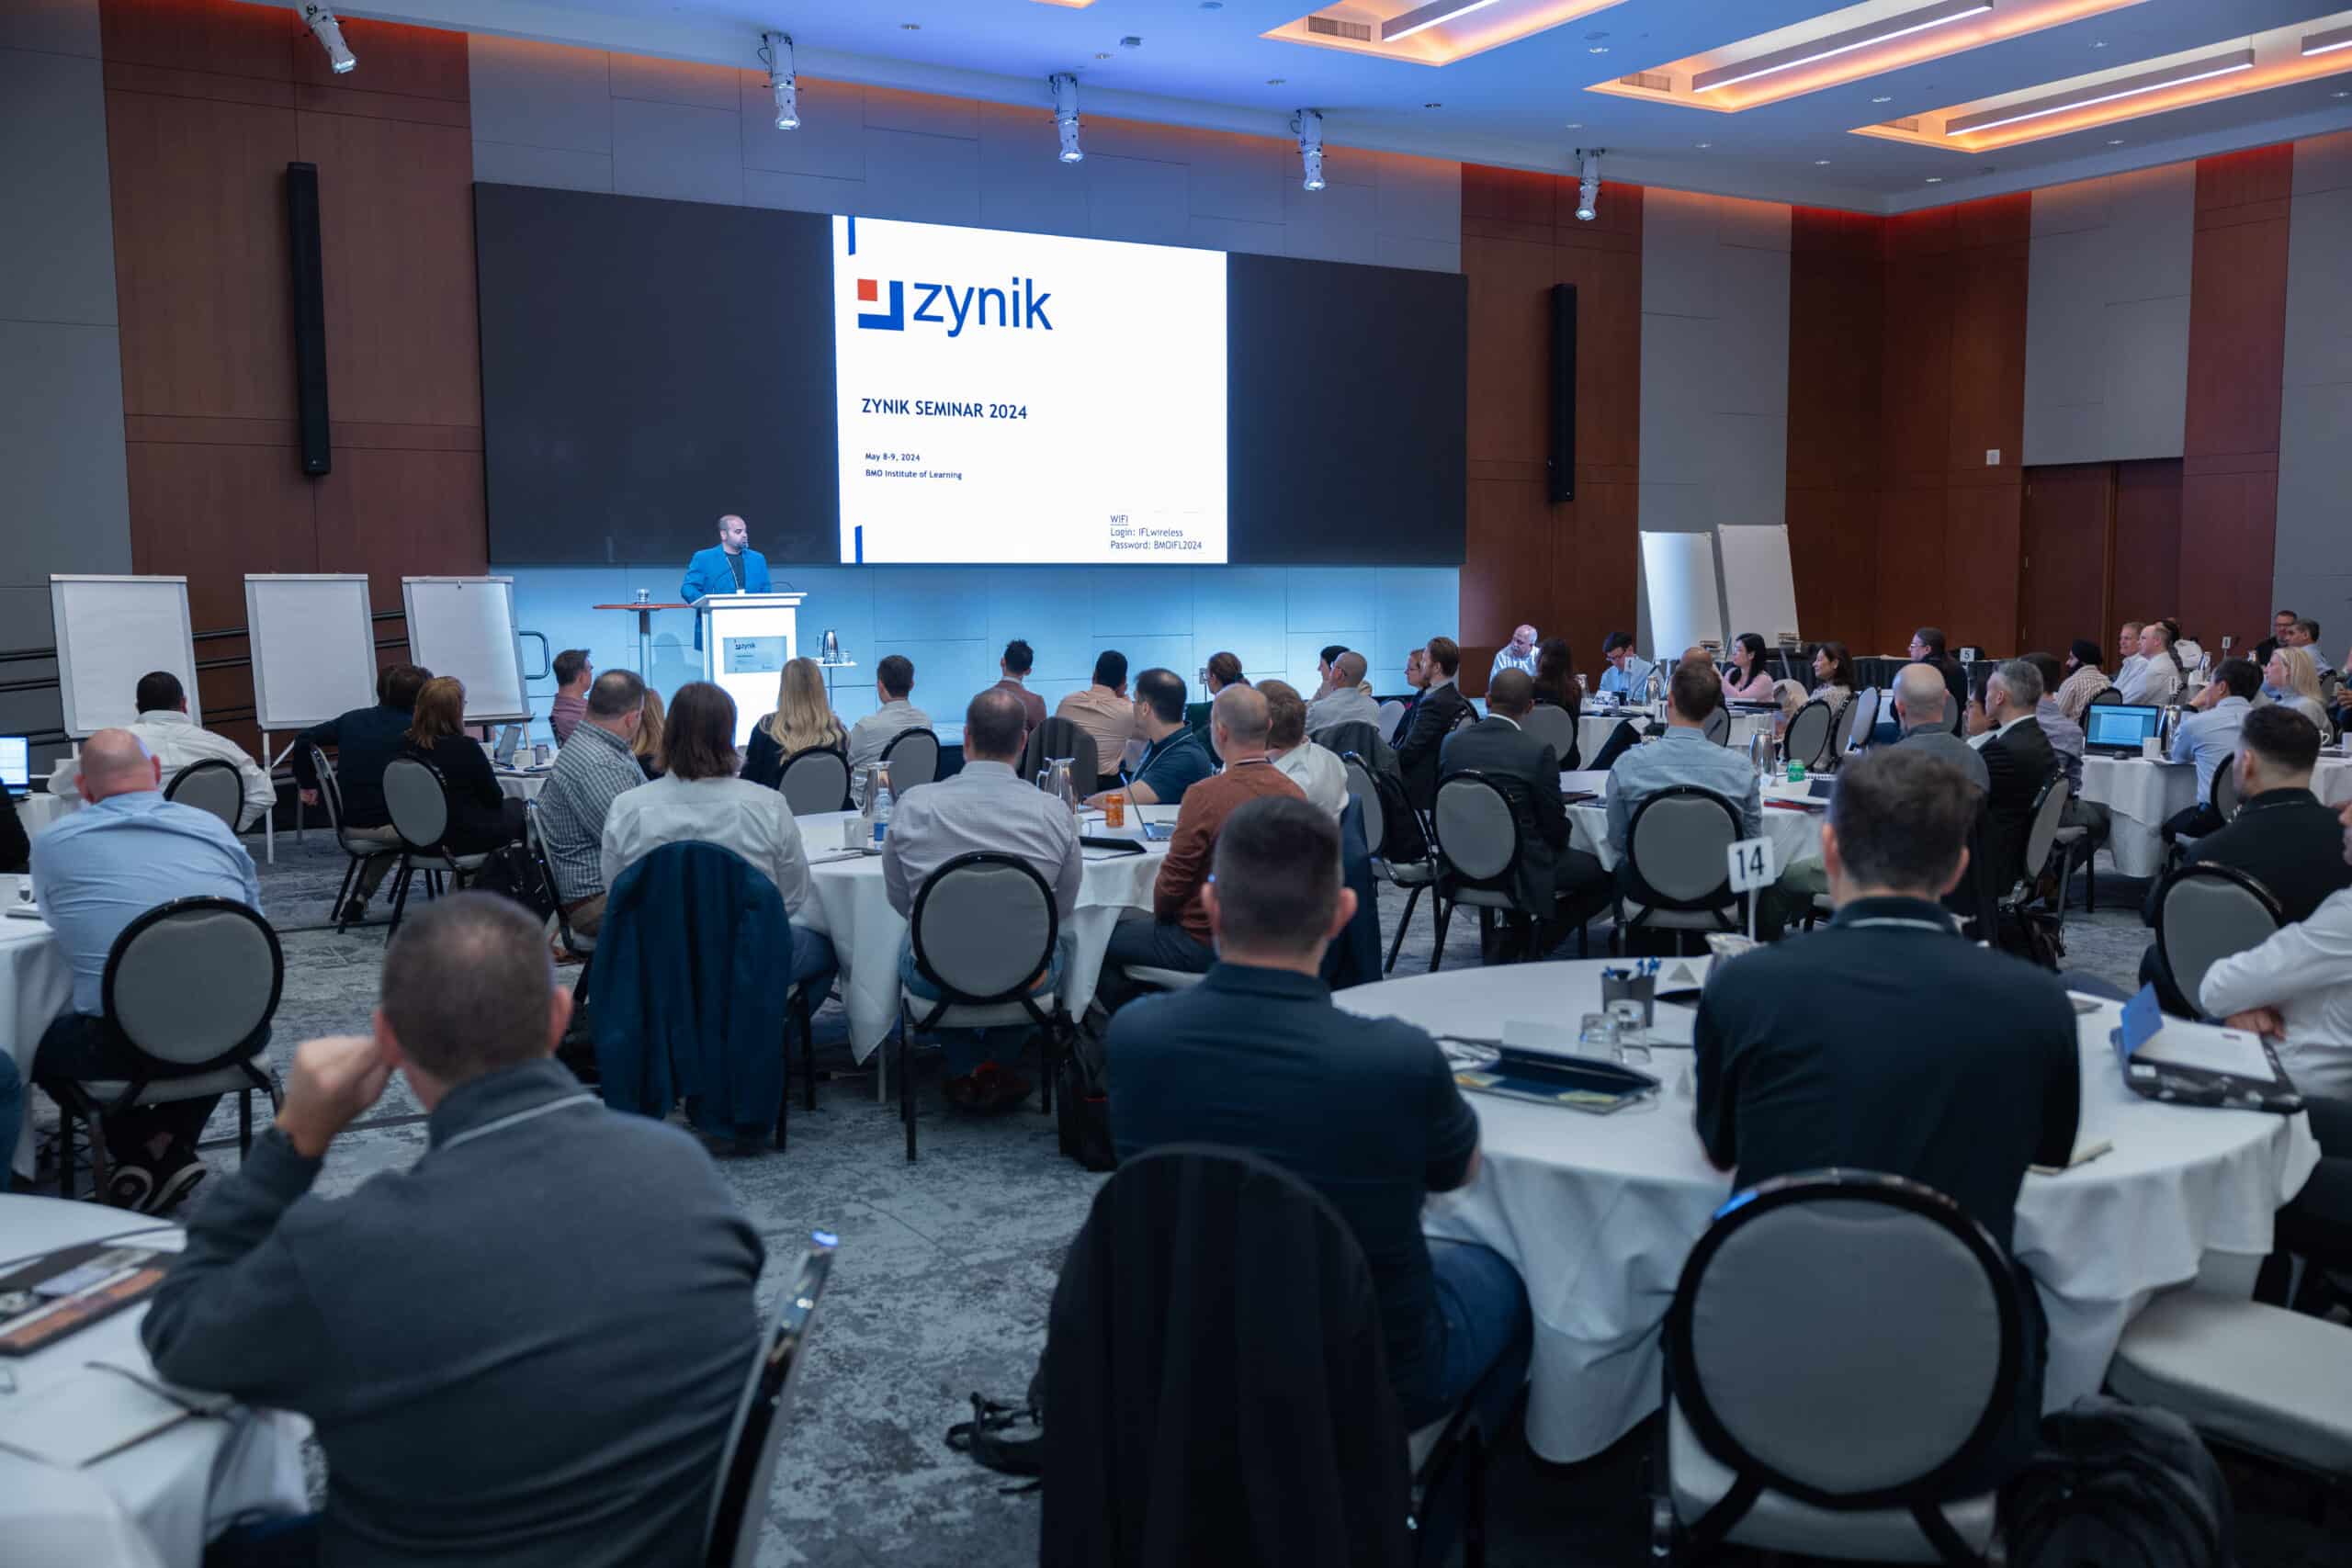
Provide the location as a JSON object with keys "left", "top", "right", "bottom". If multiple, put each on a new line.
{"left": 681, "top": 514, "right": 774, "bottom": 649}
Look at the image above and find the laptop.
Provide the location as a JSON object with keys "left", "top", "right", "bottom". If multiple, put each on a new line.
{"left": 0, "top": 737, "right": 26, "bottom": 792}
{"left": 2083, "top": 703, "right": 2162, "bottom": 756}
{"left": 2113, "top": 985, "right": 2301, "bottom": 1114}
{"left": 492, "top": 724, "right": 525, "bottom": 765}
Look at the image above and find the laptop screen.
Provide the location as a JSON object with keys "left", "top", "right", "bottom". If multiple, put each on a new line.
{"left": 2084, "top": 704, "right": 2162, "bottom": 750}
{"left": 0, "top": 737, "right": 25, "bottom": 791}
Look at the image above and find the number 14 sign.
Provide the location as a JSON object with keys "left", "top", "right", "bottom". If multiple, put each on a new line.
{"left": 1726, "top": 836, "right": 1779, "bottom": 942}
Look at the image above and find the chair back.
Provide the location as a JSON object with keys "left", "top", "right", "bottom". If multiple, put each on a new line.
{"left": 1701, "top": 705, "right": 1731, "bottom": 747}
{"left": 880, "top": 727, "right": 940, "bottom": 790}
{"left": 2086, "top": 685, "right": 2126, "bottom": 706}
{"left": 1340, "top": 753, "right": 1385, "bottom": 856}
{"left": 1520, "top": 703, "right": 1576, "bottom": 757}
{"left": 909, "top": 852, "right": 1058, "bottom": 1003}
{"left": 1358, "top": 760, "right": 1429, "bottom": 865}
{"left": 103, "top": 897, "right": 283, "bottom": 1069}
{"left": 1625, "top": 787, "right": 1741, "bottom": 910}
{"left": 2018, "top": 775, "right": 2071, "bottom": 892}
{"left": 705, "top": 1240, "right": 836, "bottom": 1567}
{"left": 164, "top": 759, "right": 245, "bottom": 831}
{"left": 1667, "top": 1170, "right": 2021, "bottom": 1514}
{"left": 1829, "top": 695, "right": 1864, "bottom": 758}
{"left": 1430, "top": 771, "right": 1521, "bottom": 887}
{"left": 2156, "top": 863, "right": 2284, "bottom": 1016}
{"left": 1376, "top": 698, "right": 1406, "bottom": 736}
{"left": 1843, "top": 686, "right": 1880, "bottom": 751}
{"left": 1018, "top": 718, "right": 1100, "bottom": 793}
{"left": 382, "top": 754, "right": 452, "bottom": 851}
{"left": 2210, "top": 752, "right": 2242, "bottom": 822}
{"left": 523, "top": 804, "right": 588, "bottom": 953}
{"left": 1783, "top": 700, "right": 1834, "bottom": 769}
{"left": 1315, "top": 720, "right": 1384, "bottom": 772}
{"left": 308, "top": 745, "right": 357, "bottom": 848}
{"left": 777, "top": 747, "right": 850, "bottom": 817}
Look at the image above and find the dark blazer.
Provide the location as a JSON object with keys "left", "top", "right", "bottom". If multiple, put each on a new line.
{"left": 292, "top": 702, "right": 414, "bottom": 829}
{"left": 2143, "top": 787, "right": 2352, "bottom": 927}
{"left": 1387, "top": 689, "right": 1423, "bottom": 748}
{"left": 1396, "top": 682, "right": 1475, "bottom": 810}
{"left": 1439, "top": 716, "right": 1566, "bottom": 907}
{"left": 406, "top": 734, "right": 510, "bottom": 852}
{"left": 1979, "top": 716, "right": 2057, "bottom": 893}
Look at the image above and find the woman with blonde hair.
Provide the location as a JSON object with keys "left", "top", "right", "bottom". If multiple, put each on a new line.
{"left": 741, "top": 657, "right": 847, "bottom": 788}
{"left": 632, "top": 685, "right": 667, "bottom": 779}
{"left": 2267, "top": 645, "right": 2332, "bottom": 733}
{"left": 401, "top": 675, "right": 523, "bottom": 851}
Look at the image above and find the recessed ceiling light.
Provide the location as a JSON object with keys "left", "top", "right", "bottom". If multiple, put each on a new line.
{"left": 1694, "top": 0, "right": 1990, "bottom": 95}
{"left": 900, "top": 21, "right": 920, "bottom": 29}
{"left": 1384, "top": 0, "right": 1508, "bottom": 43}
{"left": 1871, "top": 95, "right": 1894, "bottom": 103}
{"left": 1565, "top": 120, "right": 1583, "bottom": 129}
{"left": 1925, "top": 175, "right": 1943, "bottom": 183}
{"left": 1266, "top": 77, "right": 1285, "bottom": 85}
{"left": 1695, "top": 141, "right": 1711, "bottom": 148}
{"left": 1094, "top": 51, "right": 1111, "bottom": 60}
{"left": 2107, "top": 137, "right": 2124, "bottom": 144}
{"left": 1424, "top": 101, "right": 1442, "bottom": 108}
{"left": 2336, "top": 89, "right": 2352, "bottom": 98}
{"left": 2091, "top": 38, "right": 2108, "bottom": 48}
{"left": 1947, "top": 48, "right": 2254, "bottom": 136}
{"left": 1589, "top": 45, "right": 1610, "bottom": 54}
{"left": 2303, "top": 23, "right": 2352, "bottom": 55}
{"left": 1814, "top": 158, "right": 1832, "bottom": 164}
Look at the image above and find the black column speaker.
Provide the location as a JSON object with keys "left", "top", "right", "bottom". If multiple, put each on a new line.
{"left": 286, "top": 161, "right": 332, "bottom": 476}
{"left": 1546, "top": 282, "right": 1577, "bottom": 504}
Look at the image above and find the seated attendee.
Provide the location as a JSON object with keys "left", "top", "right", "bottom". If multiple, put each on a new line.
{"left": 1724, "top": 633, "right": 1777, "bottom": 702}
{"left": 1056, "top": 651, "right": 1136, "bottom": 793}
{"left": 1695, "top": 746, "right": 2076, "bottom": 1488}
{"left": 2118, "top": 620, "right": 2184, "bottom": 706}
{"left": 741, "top": 657, "right": 846, "bottom": 789}
{"left": 1973, "top": 660, "right": 2058, "bottom": 895}
{"left": 2266, "top": 646, "right": 2332, "bottom": 733}
{"left": 1091, "top": 667, "right": 1210, "bottom": 808}
{"left": 1596, "top": 632, "right": 1655, "bottom": 699}
{"left": 31, "top": 729, "right": 263, "bottom": 1212}
{"left": 1605, "top": 660, "right": 1762, "bottom": 860}
{"left": 1809, "top": 640, "right": 1857, "bottom": 714}
{"left": 293, "top": 663, "right": 431, "bottom": 921}
{"left": 49, "top": 671, "right": 276, "bottom": 831}
{"left": 989, "top": 638, "right": 1048, "bottom": 746}
{"left": 1390, "top": 647, "right": 1430, "bottom": 745}
{"left": 2287, "top": 616, "right": 2334, "bottom": 680}
{"left": 141, "top": 894, "right": 764, "bottom": 1567}
{"left": 1444, "top": 671, "right": 1610, "bottom": 952}
{"left": 1396, "top": 636, "right": 1475, "bottom": 810}
{"left": 401, "top": 676, "right": 526, "bottom": 855}
{"left": 1101, "top": 686, "right": 1303, "bottom": 1002}
{"left": 1203, "top": 650, "right": 1248, "bottom": 696}
{"left": 548, "top": 649, "right": 593, "bottom": 745}
{"left": 1893, "top": 663, "right": 1989, "bottom": 791}
{"left": 1305, "top": 650, "right": 1381, "bottom": 735}
{"left": 1313, "top": 645, "right": 1351, "bottom": 698}
{"left": 1107, "top": 795, "right": 1531, "bottom": 1436}
{"left": 1907, "top": 627, "right": 1969, "bottom": 716}
{"left": 1771, "top": 677, "right": 1808, "bottom": 732}
{"left": 1262, "top": 681, "right": 1347, "bottom": 818}
{"left": 1530, "top": 637, "right": 1581, "bottom": 715}
{"left": 846, "top": 654, "right": 931, "bottom": 773}
{"left": 2113, "top": 620, "right": 2148, "bottom": 693}
{"left": 2023, "top": 650, "right": 2109, "bottom": 847}
{"left": 2056, "top": 639, "right": 2109, "bottom": 721}
{"left": 1489, "top": 624, "right": 1539, "bottom": 681}
{"left": 2162, "top": 657, "right": 2258, "bottom": 848}
{"left": 2201, "top": 799, "right": 2352, "bottom": 1098}
{"left": 2254, "top": 609, "right": 2299, "bottom": 671}
{"left": 2142, "top": 707, "right": 2348, "bottom": 1012}
{"left": 884, "top": 687, "right": 1081, "bottom": 1111}
{"left": 534, "top": 670, "right": 648, "bottom": 941}
{"left": 601, "top": 682, "right": 836, "bottom": 1004}
{"left": 631, "top": 684, "right": 666, "bottom": 779}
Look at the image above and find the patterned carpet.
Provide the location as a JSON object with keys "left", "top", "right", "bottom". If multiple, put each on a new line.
{"left": 18, "top": 831, "right": 2340, "bottom": 1567}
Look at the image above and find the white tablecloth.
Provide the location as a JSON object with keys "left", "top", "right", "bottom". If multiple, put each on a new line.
{"left": 0, "top": 887, "right": 72, "bottom": 1181}
{"left": 2080, "top": 753, "right": 2352, "bottom": 877}
{"left": 0, "top": 1195, "right": 310, "bottom": 1567}
{"left": 1576, "top": 709, "right": 1772, "bottom": 765}
{"left": 1559, "top": 773, "right": 1824, "bottom": 874}
{"left": 493, "top": 769, "right": 549, "bottom": 803}
{"left": 797, "top": 807, "right": 1170, "bottom": 1064}
{"left": 1334, "top": 961, "right": 2320, "bottom": 1464}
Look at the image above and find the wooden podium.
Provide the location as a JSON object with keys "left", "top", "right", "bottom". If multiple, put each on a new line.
{"left": 699, "top": 592, "right": 807, "bottom": 745}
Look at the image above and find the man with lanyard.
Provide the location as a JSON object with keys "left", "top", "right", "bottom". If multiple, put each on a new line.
{"left": 1692, "top": 746, "right": 2076, "bottom": 1493}
{"left": 1094, "top": 666, "right": 1212, "bottom": 808}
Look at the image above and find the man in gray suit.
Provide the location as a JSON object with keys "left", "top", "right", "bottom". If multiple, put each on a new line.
{"left": 1893, "top": 662, "right": 1990, "bottom": 793}
{"left": 1440, "top": 671, "right": 1609, "bottom": 955}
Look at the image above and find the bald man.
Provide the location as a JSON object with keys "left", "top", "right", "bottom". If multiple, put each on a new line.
{"left": 1100, "top": 685, "right": 1305, "bottom": 1009}
{"left": 29, "top": 728, "right": 263, "bottom": 1213}
{"left": 681, "top": 513, "right": 775, "bottom": 650}
{"left": 1490, "top": 625, "right": 1540, "bottom": 681}
{"left": 1305, "top": 650, "right": 1382, "bottom": 734}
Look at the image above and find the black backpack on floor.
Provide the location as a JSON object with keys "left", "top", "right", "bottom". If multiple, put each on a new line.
{"left": 2003, "top": 1396, "right": 2233, "bottom": 1568}
{"left": 1056, "top": 1021, "right": 1114, "bottom": 1172}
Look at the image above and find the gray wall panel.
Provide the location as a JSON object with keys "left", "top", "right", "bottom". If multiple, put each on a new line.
{"left": 2275, "top": 135, "right": 2352, "bottom": 627}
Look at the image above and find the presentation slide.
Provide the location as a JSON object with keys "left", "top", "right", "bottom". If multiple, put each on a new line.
{"left": 831, "top": 217, "right": 1228, "bottom": 566}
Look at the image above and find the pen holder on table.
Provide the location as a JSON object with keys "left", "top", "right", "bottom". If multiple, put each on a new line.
{"left": 1600, "top": 972, "right": 1656, "bottom": 1027}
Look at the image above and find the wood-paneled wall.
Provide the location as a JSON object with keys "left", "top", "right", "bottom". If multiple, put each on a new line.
{"left": 100, "top": 0, "right": 485, "bottom": 750}
{"left": 1785, "top": 207, "right": 1883, "bottom": 650}
{"left": 1457, "top": 165, "right": 1642, "bottom": 694}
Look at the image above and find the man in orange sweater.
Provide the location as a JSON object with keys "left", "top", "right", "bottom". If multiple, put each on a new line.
{"left": 1098, "top": 684, "right": 1303, "bottom": 1010}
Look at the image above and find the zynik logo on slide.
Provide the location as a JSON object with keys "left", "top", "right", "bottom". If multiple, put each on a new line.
{"left": 854, "top": 275, "right": 1055, "bottom": 336}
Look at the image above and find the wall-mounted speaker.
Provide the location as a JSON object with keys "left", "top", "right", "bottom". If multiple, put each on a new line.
{"left": 286, "top": 162, "right": 332, "bottom": 476}
{"left": 1547, "top": 282, "right": 1577, "bottom": 504}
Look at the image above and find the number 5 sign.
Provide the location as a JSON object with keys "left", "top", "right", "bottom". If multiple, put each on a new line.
{"left": 1726, "top": 836, "right": 1779, "bottom": 941}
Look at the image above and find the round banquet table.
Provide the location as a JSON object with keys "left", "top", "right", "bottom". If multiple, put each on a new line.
{"left": 2080, "top": 752, "right": 2352, "bottom": 877}
{"left": 1332, "top": 959, "right": 2321, "bottom": 1465}
{"left": 0, "top": 1195, "right": 310, "bottom": 1568}
{"left": 797, "top": 807, "right": 1171, "bottom": 1064}
{"left": 1558, "top": 771, "right": 1824, "bottom": 874}
{"left": 1575, "top": 708, "right": 1772, "bottom": 766}
{"left": 0, "top": 881, "right": 73, "bottom": 1182}
{"left": 493, "top": 767, "right": 549, "bottom": 803}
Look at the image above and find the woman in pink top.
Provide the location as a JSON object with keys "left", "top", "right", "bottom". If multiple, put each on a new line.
{"left": 1724, "top": 632, "right": 1778, "bottom": 702}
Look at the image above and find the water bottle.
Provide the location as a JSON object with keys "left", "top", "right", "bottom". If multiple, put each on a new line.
{"left": 869, "top": 765, "right": 894, "bottom": 849}
{"left": 1749, "top": 730, "right": 1773, "bottom": 784}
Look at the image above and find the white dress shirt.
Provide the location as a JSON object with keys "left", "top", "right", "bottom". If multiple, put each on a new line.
{"left": 600, "top": 773, "right": 814, "bottom": 921}
{"left": 2118, "top": 654, "right": 2181, "bottom": 707}
{"left": 2200, "top": 886, "right": 2352, "bottom": 1098}
{"left": 50, "top": 709, "right": 276, "bottom": 828}
{"left": 1271, "top": 741, "right": 1350, "bottom": 818}
{"left": 880, "top": 760, "right": 1081, "bottom": 919}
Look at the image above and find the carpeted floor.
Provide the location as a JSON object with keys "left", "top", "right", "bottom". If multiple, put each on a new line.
{"left": 18, "top": 831, "right": 2343, "bottom": 1567}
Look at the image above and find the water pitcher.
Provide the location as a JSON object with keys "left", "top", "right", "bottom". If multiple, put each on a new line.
{"left": 1035, "top": 756, "right": 1079, "bottom": 813}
